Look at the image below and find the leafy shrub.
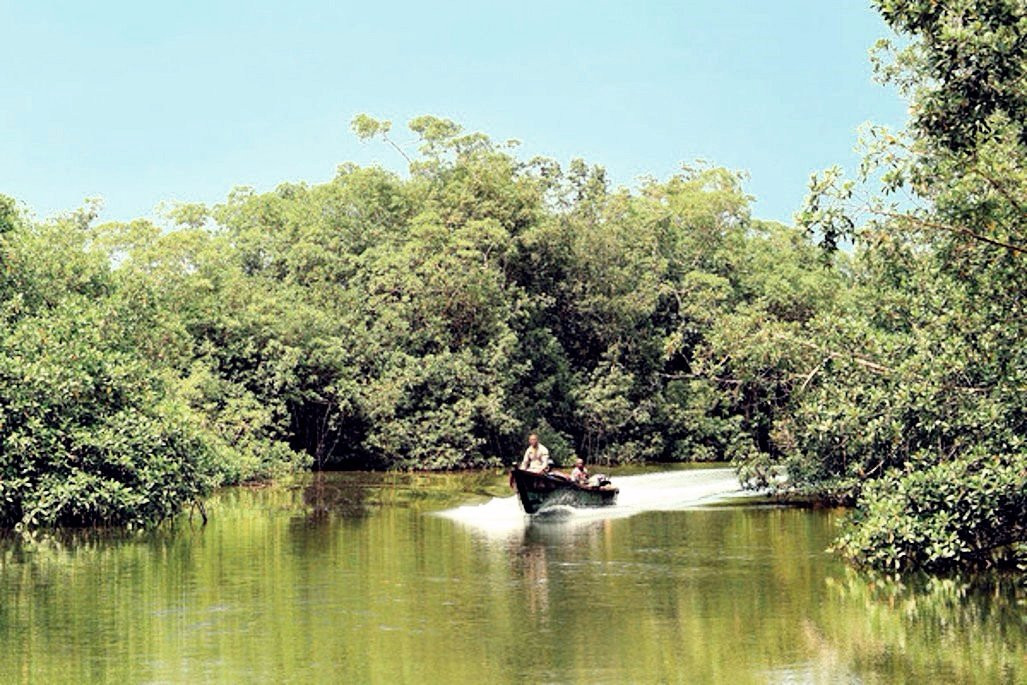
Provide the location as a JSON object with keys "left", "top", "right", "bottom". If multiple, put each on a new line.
{"left": 0, "top": 298, "right": 216, "bottom": 528}
{"left": 833, "top": 452, "right": 1027, "bottom": 572}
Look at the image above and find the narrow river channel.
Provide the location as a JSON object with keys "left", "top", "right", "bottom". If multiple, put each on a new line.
{"left": 1, "top": 466, "right": 1023, "bottom": 683}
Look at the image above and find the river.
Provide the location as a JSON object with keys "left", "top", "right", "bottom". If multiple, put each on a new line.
{"left": 0, "top": 465, "right": 1023, "bottom": 683}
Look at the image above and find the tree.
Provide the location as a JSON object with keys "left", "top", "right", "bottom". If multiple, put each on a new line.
{"left": 738, "top": 0, "right": 1027, "bottom": 570}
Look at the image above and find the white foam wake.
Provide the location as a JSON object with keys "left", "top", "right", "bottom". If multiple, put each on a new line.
{"left": 435, "top": 467, "right": 751, "bottom": 538}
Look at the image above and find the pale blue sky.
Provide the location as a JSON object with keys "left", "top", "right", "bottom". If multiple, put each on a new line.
{"left": 1, "top": 1, "right": 905, "bottom": 224}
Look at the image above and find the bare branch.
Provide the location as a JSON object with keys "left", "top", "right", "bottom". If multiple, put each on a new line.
{"left": 874, "top": 210, "right": 1027, "bottom": 256}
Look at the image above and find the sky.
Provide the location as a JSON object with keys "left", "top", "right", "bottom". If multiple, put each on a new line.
{"left": 1, "top": 1, "right": 907, "bottom": 225}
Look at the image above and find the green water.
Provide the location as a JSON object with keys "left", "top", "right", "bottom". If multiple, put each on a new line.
{"left": 0, "top": 468, "right": 1023, "bottom": 684}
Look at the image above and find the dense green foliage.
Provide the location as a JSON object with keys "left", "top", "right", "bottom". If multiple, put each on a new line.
{"left": 0, "top": 202, "right": 307, "bottom": 528}
{"left": 833, "top": 451, "right": 1027, "bottom": 570}
{"left": 140, "top": 136, "right": 837, "bottom": 472}
{"left": 730, "top": 0, "right": 1027, "bottom": 571}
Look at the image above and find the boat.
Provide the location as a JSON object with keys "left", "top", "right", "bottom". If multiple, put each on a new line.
{"left": 510, "top": 469, "right": 619, "bottom": 514}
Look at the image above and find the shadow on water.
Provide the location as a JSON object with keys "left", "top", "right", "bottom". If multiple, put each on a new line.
{"left": 293, "top": 469, "right": 514, "bottom": 523}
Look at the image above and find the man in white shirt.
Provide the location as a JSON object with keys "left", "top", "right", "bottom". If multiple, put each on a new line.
{"left": 519, "top": 433, "right": 551, "bottom": 473}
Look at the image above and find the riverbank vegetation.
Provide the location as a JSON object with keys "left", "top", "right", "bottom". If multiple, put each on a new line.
{"left": 1, "top": 0, "right": 1024, "bottom": 571}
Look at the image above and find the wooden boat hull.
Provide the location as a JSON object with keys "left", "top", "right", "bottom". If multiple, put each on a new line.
{"left": 510, "top": 469, "right": 618, "bottom": 515}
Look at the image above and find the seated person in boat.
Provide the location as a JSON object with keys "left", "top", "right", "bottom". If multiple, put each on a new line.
{"left": 570, "top": 458, "right": 589, "bottom": 485}
{"left": 519, "top": 433, "right": 551, "bottom": 473}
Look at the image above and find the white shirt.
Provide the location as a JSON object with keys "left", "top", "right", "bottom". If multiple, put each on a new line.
{"left": 520, "top": 443, "right": 550, "bottom": 472}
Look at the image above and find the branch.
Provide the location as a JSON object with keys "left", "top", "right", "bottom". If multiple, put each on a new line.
{"left": 974, "top": 165, "right": 1027, "bottom": 218}
{"left": 875, "top": 210, "right": 1027, "bottom": 256}
{"left": 773, "top": 335, "right": 893, "bottom": 374}
{"left": 384, "top": 135, "right": 413, "bottom": 165}
{"left": 798, "top": 361, "right": 825, "bottom": 393}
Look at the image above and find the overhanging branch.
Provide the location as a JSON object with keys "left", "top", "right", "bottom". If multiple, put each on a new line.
{"left": 875, "top": 210, "right": 1027, "bottom": 255}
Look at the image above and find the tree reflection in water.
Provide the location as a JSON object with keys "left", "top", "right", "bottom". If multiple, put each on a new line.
{"left": 0, "top": 472, "right": 1023, "bottom": 684}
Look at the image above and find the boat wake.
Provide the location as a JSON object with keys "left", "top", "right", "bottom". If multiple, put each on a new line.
{"left": 436, "top": 467, "right": 752, "bottom": 538}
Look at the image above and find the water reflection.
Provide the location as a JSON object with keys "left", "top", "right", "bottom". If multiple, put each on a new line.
{"left": 814, "top": 570, "right": 1027, "bottom": 683}
{"left": 0, "top": 469, "right": 1023, "bottom": 684}
{"left": 300, "top": 473, "right": 371, "bottom": 520}
{"left": 513, "top": 540, "right": 550, "bottom": 619}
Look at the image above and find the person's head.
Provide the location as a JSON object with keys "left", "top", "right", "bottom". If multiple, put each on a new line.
{"left": 528, "top": 433, "right": 539, "bottom": 447}
{"left": 574, "top": 458, "right": 584, "bottom": 468}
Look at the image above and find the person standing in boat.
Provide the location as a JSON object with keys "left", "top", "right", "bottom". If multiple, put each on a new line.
{"left": 520, "top": 433, "right": 551, "bottom": 473}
